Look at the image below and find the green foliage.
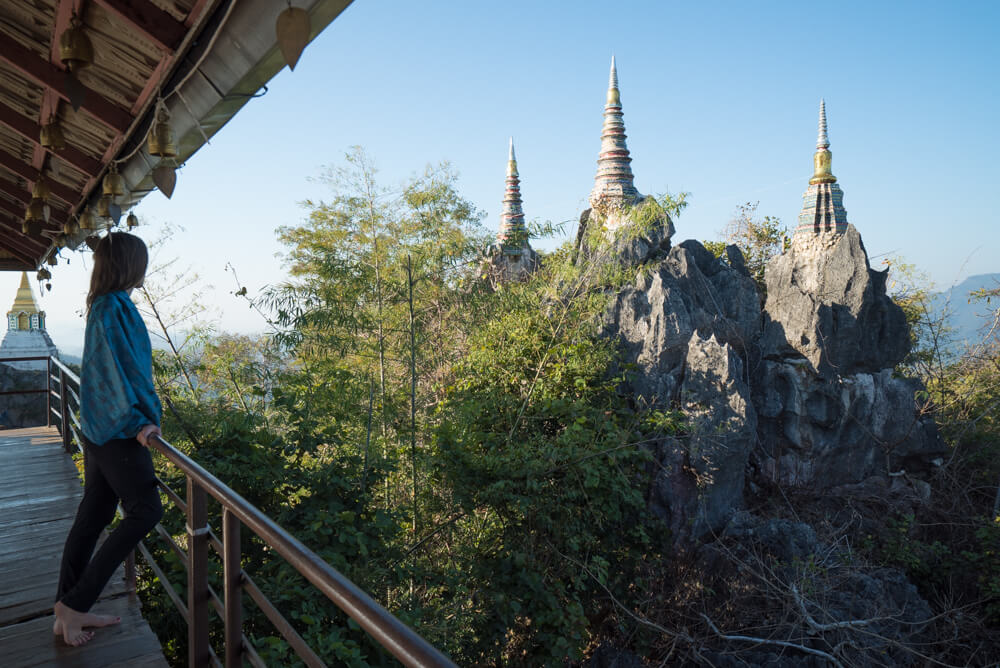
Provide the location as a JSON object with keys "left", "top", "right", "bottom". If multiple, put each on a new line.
{"left": 422, "top": 254, "right": 668, "bottom": 663}
{"left": 885, "top": 257, "right": 954, "bottom": 373}
{"left": 139, "top": 148, "right": 672, "bottom": 665}
{"left": 702, "top": 240, "right": 727, "bottom": 260}
{"left": 708, "top": 201, "right": 787, "bottom": 296}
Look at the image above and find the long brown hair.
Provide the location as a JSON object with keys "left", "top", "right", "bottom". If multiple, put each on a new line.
{"left": 86, "top": 232, "right": 149, "bottom": 312}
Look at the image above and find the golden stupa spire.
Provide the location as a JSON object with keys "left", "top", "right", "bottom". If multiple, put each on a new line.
{"left": 10, "top": 272, "right": 39, "bottom": 314}
{"left": 809, "top": 99, "right": 837, "bottom": 185}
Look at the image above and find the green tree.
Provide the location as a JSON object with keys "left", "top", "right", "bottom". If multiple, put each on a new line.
{"left": 705, "top": 201, "right": 788, "bottom": 296}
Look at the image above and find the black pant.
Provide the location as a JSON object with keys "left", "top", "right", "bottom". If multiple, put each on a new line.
{"left": 55, "top": 436, "right": 163, "bottom": 612}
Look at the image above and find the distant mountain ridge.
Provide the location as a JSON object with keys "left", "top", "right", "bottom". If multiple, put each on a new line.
{"left": 931, "top": 273, "right": 1000, "bottom": 347}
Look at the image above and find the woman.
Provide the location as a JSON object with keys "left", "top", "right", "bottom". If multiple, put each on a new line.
{"left": 53, "top": 232, "right": 164, "bottom": 646}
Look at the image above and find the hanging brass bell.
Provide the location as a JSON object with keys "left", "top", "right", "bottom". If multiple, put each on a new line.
{"left": 37, "top": 268, "right": 52, "bottom": 281}
{"left": 147, "top": 106, "right": 177, "bottom": 158}
{"left": 54, "top": 235, "right": 67, "bottom": 249}
{"left": 25, "top": 199, "right": 45, "bottom": 222}
{"left": 40, "top": 120, "right": 66, "bottom": 151}
{"left": 31, "top": 179, "right": 51, "bottom": 201}
{"left": 21, "top": 221, "right": 30, "bottom": 234}
{"left": 103, "top": 163, "right": 126, "bottom": 197}
{"left": 126, "top": 212, "right": 138, "bottom": 229}
{"left": 47, "top": 254, "right": 57, "bottom": 266}
{"left": 59, "top": 13, "right": 93, "bottom": 72}
{"left": 96, "top": 195, "right": 111, "bottom": 218}
{"left": 63, "top": 219, "right": 80, "bottom": 235}
{"left": 79, "top": 209, "right": 95, "bottom": 230}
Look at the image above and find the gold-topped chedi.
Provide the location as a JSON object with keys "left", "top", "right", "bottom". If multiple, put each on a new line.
{"left": 12, "top": 272, "right": 40, "bottom": 314}
{"left": 795, "top": 100, "right": 848, "bottom": 236}
{"left": 809, "top": 99, "right": 837, "bottom": 185}
{"left": 59, "top": 12, "right": 94, "bottom": 72}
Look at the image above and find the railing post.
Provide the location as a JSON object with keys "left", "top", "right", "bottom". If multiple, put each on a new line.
{"left": 124, "top": 551, "right": 137, "bottom": 595}
{"left": 46, "top": 357, "right": 51, "bottom": 428}
{"left": 187, "top": 478, "right": 210, "bottom": 667}
{"left": 223, "top": 508, "right": 243, "bottom": 668}
{"left": 58, "top": 366, "right": 70, "bottom": 453}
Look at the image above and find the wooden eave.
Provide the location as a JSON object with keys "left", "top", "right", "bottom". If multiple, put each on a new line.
{"left": 0, "top": 0, "right": 354, "bottom": 272}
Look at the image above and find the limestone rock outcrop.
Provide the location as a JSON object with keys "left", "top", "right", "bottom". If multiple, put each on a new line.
{"left": 762, "top": 225, "right": 909, "bottom": 376}
{"left": 483, "top": 245, "right": 540, "bottom": 288}
{"left": 596, "top": 224, "right": 942, "bottom": 539}
{"left": 696, "top": 513, "right": 934, "bottom": 667}
{"left": 574, "top": 203, "right": 675, "bottom": 269}
{"left": 600, "top": 238, "right": 760, "bottom": 540}
{"left": 754, "top": 361, "right": 943, "bottom": 487}
{"left": 605, "top": 239, "right": 758, "bottom": 405}
{"left": 657, "top": 334, "right": 756, "bottom": 539}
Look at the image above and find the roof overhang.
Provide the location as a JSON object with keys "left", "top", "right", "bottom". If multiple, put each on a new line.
{"left": 0, "top": 0, "right": 353, "bottom": 271}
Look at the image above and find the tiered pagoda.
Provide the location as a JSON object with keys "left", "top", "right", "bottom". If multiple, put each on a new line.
{"left": 0, "top": 272, "right": 59, "bottom": 370}
{"left": 794, "top": 100, "right": 849, "bottom": 239}
{"left": 589, "top": 56, "right": 641, "bottom": 229}
{"left": 497, "top": 138, "right": 529, "bottom": 252}
{"left": 486, "top": 138, "right": 539, "bottom": 284}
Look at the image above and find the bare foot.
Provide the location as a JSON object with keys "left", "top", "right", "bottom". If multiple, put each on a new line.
{"left": 54, "top": 611, "right": 121, "bottom": 634}
{"left": 80, "top": 611, "right": 121, "bottom": 628}
{"left": 53, "top": 601, "right": 106, "bottom": 647}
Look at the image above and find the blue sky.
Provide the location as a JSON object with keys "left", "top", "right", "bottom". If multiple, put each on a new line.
{"left": 5, "top": 0, "right": 998, "bottom": 355}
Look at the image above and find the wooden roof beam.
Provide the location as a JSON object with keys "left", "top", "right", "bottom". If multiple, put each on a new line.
{"left": 0, "top": 183, "right": 69, "bottom": 224}
{"left": 0, "top": 100, "right": 102, "bottom": 177}
{"left": 0, "top": 197, "right": 65, "bottom": 231}
{"left": 0, "top": 206, "right": 61, "bottom": 238}
{"left": 0, "top": 152, "right": 79, "bottom": 207}
{"left": 92, "top": 0, "right": 186, "bottom": 52}
{"left": 0, "top": 215, "right": 53, "bottom": 258}
{"left": 0, "top": 33, "right": 131, "bottom": 134}
{"left": 0, "top": 234, "right": 42, "bottom": 267}
{"left": 0, "top": 225, "right": 50, "bottom": 259}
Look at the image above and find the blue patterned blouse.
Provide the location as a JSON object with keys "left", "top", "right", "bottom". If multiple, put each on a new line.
{"left": 80, "top": 290, "right": 162, "bottom": 445}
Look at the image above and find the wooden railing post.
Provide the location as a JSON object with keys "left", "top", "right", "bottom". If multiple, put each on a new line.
{"left": 223, "top": 508, "right": 243, "bottom": 668}
{"left": 124, "top": 551, "right": 137, "bottom": 595}
{"left": 187, "top": 479, "right": 210, "bottom": 667}
{"left": 46, "top": 357, "right": 51, "bottom": 428}
{"left": 58, "top": 366, "right": 70, "bottom": 453}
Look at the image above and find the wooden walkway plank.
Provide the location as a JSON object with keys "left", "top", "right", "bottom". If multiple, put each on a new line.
{"left": 0, "top": 427, "right": 168, "bottom": 667}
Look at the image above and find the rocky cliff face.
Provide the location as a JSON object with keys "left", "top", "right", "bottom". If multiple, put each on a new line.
{"left": 586, "top": 214, "right": 943, "bottom": 662}
{"left": 761, "top": 225, "right": 909, "bottom": 376}
{"left": 593, "top": 216, "right": 943, "bottom": 542}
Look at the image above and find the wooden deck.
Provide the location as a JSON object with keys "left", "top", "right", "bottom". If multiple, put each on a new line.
{"left": 0, "top": 427, "right": 168, "bottom": 667}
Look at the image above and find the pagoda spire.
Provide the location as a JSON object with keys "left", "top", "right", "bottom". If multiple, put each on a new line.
{"left": 497, "top": 137, "right": 527, "bottom": 254}
{"left": 589, "top": 55, "right": 639, "bottom": 214}
{"left": 816, "top": 98, "right": 829, "bottom": 149}
{"left": 796, "top": 100, "right": 848, "bottom": 236}
{"left": 11, "top": 272, "right": 39, "bottom": 314}
{"left": 810, "top": 99, "right": 836, "bottom": 185}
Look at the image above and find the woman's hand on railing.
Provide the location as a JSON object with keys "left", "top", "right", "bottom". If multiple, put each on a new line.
{"left": 137, "top": 424, "right": 162, "bottom": 448}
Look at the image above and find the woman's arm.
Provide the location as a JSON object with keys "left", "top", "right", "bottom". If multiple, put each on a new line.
{"left": 136, "top": 424, "right": 162, "bottom": 448}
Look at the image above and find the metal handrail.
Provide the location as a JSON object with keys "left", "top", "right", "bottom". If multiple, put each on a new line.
{"left": 45, "top": 355, "right": 454, "bottom": 668}
{"left": 0, "top": 356, "right": 56, "bottom": 397}
{"left": 49, "top": 355, "right": 81, "bottom": 385}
